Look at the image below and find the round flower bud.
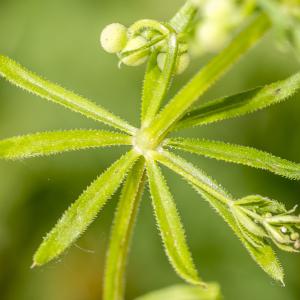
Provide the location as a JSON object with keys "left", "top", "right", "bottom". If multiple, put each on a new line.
{"left": 176, "top": 53, "right": 190, "bottom": 75}
{"left": 157, "top": 53, "right": 167, "bottom": 72}
{"left": 291, "top": 232, "right": 299, "bottom": 241}
{"left": 157, "top": 52, "right": 190, "bottom": 75}
{"left": 196, "top": 20, "right": 228, "bottom": 52}
{"left": 100, "top": 23, "right": 128, "bottom": 54}
{"left": 121, "top": 36, "right": 149, "bottom": 66}
{"left": 294, "top": 240, "right": 300, "bottom": 250}
{"left": 203, "top": 0, "right": 234, "bottom": 20}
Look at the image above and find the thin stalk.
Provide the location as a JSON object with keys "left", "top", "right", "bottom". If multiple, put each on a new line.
{"left": 103, "top": 159, "right": 146, "bottom": 300}
{"left": 170, "top": 0, "right": 199, "bottom": 33}
{"left": 144, "top": 13, "right": 271, "bottom": 147}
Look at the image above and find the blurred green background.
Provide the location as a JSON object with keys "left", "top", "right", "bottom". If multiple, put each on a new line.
{"left": 0, "top": 0, "right": 300, "bottom": 299}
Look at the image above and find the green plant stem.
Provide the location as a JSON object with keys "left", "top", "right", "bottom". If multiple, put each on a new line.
{"left": 170, "top": 1, "right": 198, "bottom": 33}
{"left": 144, "top": 13, "right": 271, "bottom": 147}
{"left": 141, "top": 32, "right": 179, "bottom": 126}
{"left": 103, "top": 159, "right": 145, "bottom": 300}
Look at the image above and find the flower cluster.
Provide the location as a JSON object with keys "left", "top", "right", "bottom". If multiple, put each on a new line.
{"left": 100, "top": 21, "right": 190, "bottom": 74}
{"left": 231, "top": 195, "right": 300, "bottom": 252}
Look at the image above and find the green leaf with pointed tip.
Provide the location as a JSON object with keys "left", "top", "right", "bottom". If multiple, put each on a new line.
{"left": 166, "top": 137, "right": 300, "bottom": 180}
{"left": 33, "top": 150, "right": 140, "bottom": 266}
{"left": 0, "top": 55, "right": 136, "bottom": 134}
{"left": 144, "top": 13, "right": 271, "bottom": 143}
{"left": 141, "top": 32, "right": 178, "bottom": 126}
{"left": 103, "top": 158, "right": 145, "bottom": 300}
{"left": 0, "top": 130, "right": 132, "bottom": 160}
{"left": 146, "top": 159, "right": 201, "bottom": 285}
{"left": 134, "top": 283, "right": 222, "bottom": 300}
{"left": 154, "top": 150, "right": 284, "bottom": 283}
{"left": 175, "top": 72, "right": 300, "bottom": 129}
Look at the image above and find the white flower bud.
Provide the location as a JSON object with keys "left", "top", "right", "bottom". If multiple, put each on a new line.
{"left": 100, "top": 23, "right": 128, "bottom": 54}
{"left": 176, "top": 53, "right": 190, "bottom": 75}
{"left": 203, "top": 0, "right": 235, "bottom": 20}
{"left": 291, "top": 232, "right": 299, "bottom": 241}
{"left": 121, "top": 36, "right": 149, "bottom": 66}
{"left": 294, "top": 240, "right": 300, "bottom": 250}
{"left": 196, "top": 20, "right": 229, "bottom": 52}
{"left": 157, "top": 52, "right": 190, "bottom": 75}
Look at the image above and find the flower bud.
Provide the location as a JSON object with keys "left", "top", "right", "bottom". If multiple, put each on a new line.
{"left": 121, "top": 36, "right": 149, "bottom": 66}
{"left": 291, "top": 232, "right": 300, "bottom": 241}
{"left": 100, "top": 23, "right": 128, "bottom": 54}
{"left": 294, "top": 240, "right": 300, "bottom": 250}
{"left": 196, "top": 20, "right": 229, "bottom": 52}
{"left": 157, "top": 52, "right": 190, "bottom": 75}
{"left": 203, "top": 0, "right": 234, "bottom": 20}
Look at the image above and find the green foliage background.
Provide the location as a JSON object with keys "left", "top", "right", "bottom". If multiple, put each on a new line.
{"left": 0, "top": 0, "right": 299, "bottom": 299}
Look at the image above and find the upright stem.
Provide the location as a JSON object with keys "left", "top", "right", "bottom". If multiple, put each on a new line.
{"left": 144, "top": 13, "right": 271, "bottom": 147}
{"left": 103, "top": 159, "right": 146, "bottom": 300}
{"left": 170, "top": 0, "right": 198, "bottom": 33}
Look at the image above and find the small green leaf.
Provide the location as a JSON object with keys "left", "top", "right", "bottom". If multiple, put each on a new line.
{"left": 144, "top": 13, "right": 271, "bottom": 144}
{"left": 141, "top": 32, "right": 178, "bottom": 126}
{"left": 166, "top": 137, "right": 300, "bottom": 180}
{"left": 103, "top": 158, "right": 145, "bottom": 300}
{"left": 134, "top": 283, "right": 222, "bottom": 300}
{"left": 146, "top": 159, "right": 201, "bottom": 285}
{"left": 0, "top": 55, "right": 136, "bottom": 134}
{"left": 0, "top": 130, "right": 132, "bottom": 160}
{"left": 154, "top": 150, "right": 284, "bottom": 283}
{"left": 33, "top": 150, "right": 140, "bottom": 266}
{"left": 175, "top": 72, "right": 300, "bottom": 129}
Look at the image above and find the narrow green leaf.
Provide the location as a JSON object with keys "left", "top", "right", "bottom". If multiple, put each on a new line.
{"left": 134, "top": 283, "right": 222, "bottom": 300}
{"left": 0, "top": 55, "right": 136, "bottom": 134}
{"left": 175, "top": 72, "right": 300, "bottom": 129}
{"left": 103, "top": 159, "right": 145, "bottom": 300}
{"left": 0, "top": 130, "right": 132, "bottom": 160}
{"left": 33, "top": 150, "right": 140, "bottom": 266}
{"left": 144, "top": 13, "right": 271, "bottom": 144}
{"left": 154, "top": 150, "right": 284, "bottom": 282}
{"left": 141, "top": 32, "right": 178, "bottom": 126}
{"left": 166, "top": 137, "right": 300, "bottom": 180}
{"left": 146, "top": 159, "right": 201, "bottom": 285}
